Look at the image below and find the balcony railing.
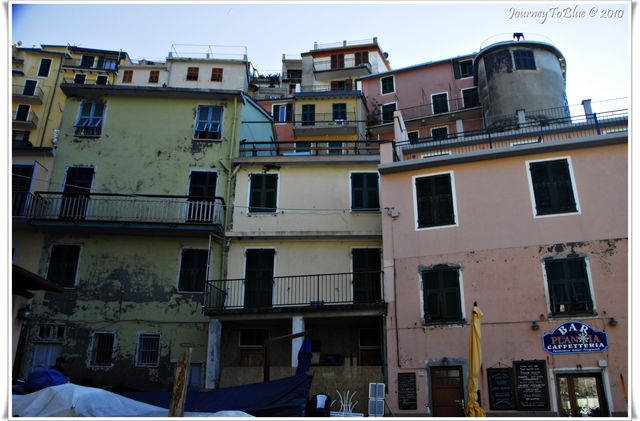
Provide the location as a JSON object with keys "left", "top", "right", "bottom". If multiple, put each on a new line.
{"left": 12, "top": 85, "right": 44, "bottom": 102}
{"left": 393, "top": 100, "right": 628, "bottom": 162}
{"left": 239, "top": 140, "right": 380, "bottom": 157}
{"left": 313, "top": 57, "right": 372, "bottom": 73}
{"left": 293, "top": 111, "right": 357, "bottom": 125}
{"left": 298, "top": 85, "right": 360, "bottom": 93}
{"left": 63, "top": 58, "right": 119, "bottom": 71}
{"left": 26, "top": 192, "right": 225, "bottom": 226}
{"left": 203, "top": 271, "right": 384, "bottom": 311}
{"left": 314, "top": 38, "right": 378, "bottom": 50}
{"left": 62, "top": 78, "right": 112, "bottom": 86}
{"left": 369, "top": 94, "right": 480, "bottom": 126}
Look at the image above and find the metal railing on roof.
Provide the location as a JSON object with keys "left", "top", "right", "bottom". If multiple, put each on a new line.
{"left": 169, "top": 44, "right": 248, "bottom": 61}
{"left": 314, "top": 38, "right": 378, "bottom": 50}
{"left": 479, "top": 33, "right": 557, "bottom": 50}
{"left": 313, "top": 57, "right": 372, "bottom": 72}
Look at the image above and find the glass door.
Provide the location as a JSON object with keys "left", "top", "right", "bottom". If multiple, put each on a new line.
{"left": 557, "top": 373, "right": 608, "bottom": 417}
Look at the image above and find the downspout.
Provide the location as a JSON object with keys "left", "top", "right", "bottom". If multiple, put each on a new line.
{"left": 39, "top": 53, "right": 64, "bottom": 147}
{"left": 221, "top": 95, "right": 240, "bottom": 280}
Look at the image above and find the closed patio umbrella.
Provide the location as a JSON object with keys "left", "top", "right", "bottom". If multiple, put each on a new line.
{"left": 464, "top": 302, "right": 486, "bottom": 417}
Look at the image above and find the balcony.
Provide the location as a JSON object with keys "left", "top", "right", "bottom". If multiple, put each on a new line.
{"left": 368, "top": 94, "right": 481, "bottom": 127}
{"left": 203, "top": 271, "right": 384, "bottom": 315}
{"left": 12, "top": 110, "right": 39, "bottom": 129}
{"left": 26, "top": 192, "right": 225, "bottom": 233}
{"left": 293, "top": 112, "right": 358, "bottom": 136}
{"left": 12, "top": 85, "right": 44, "bottom": 103}
{"left": 390, "top": 98, "right": 628, "bottom": 163}
{"left": 63, "top": 58, "right": 119, "bottom": 72}
{"left": 313, "top": 57, "right": 372, "bottom": 81}
{"left": 239, "top": 140, "right": 380, "bottom": 157}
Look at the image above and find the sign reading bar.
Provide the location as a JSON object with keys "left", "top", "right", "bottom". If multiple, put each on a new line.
{"left": 542, "top": 321, "right": 609, "bottom": 354}
{"left": 397, "top": 372, "right": 417, "bottom": 410}
{"left": 487, "top": 368, "right": 515, "bottom": 410}
{"left": 514, "top": 360, "right": 550, "bottom": 411}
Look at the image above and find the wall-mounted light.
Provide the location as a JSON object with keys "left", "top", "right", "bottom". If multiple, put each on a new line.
{"left": 17, "top": 305, "right": 33, "bottom": 322}
{"left": 531, "top": 321, "right": 540, "bottom": 331}
{"left": 608, "top": 317, "right": 618, "bottom": 327}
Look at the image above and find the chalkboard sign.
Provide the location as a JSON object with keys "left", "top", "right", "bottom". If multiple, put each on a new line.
{"left": 514, "top": 360, "right": 550, "bottom": 411}
{"left": 397, "top": 372, "right": 417, "bottom": 410}
{"left": 487, "top": 368, "right": 515, "bottom": 410}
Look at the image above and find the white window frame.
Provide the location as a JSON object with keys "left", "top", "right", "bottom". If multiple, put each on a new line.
{"left": 525, "top": 156, "right": 581, "bottom": 219}
{"left": 74, "top": 102, "right": 106, "bottom": 137}
{"left": 380, "top": 101, "right": 397, "bottom": 124}
{"left": 418, "top": 265, "right": 466, "bottom": 327}
{"left": 431, "top": 92, "right": 449, "bottom": 114}
{"left": 380, "top": 75, "right": 395, "bottom": 95}
{"left": 348, "top": 171, "right": 381, "bottom": 212}
{"left": 541, "top": 256, "right": 597, "bottom": 318}
{"left": 15, "top": 104, "right": 31, "bottom": 121}
{"left": 241, "top": 247, "right": 277, "bottom": 308}
{"left": 74, "top": 73, "right": 87, "bottom": 84}
{"left": 176, "top": 247, "right": 211, "bottom": 293}
{"left": 412, "top": 170, "right": 459, "bottom": 231}
{"left": 89, "top": 331, "right": 116, "bottom": 368}
{"left": 81, "top": 55, "right": 96, "bottom": 68}
{"left": 461, "top": 87, "right": 479, "bottom": 108}
{"left": 193, "top": 105, "right": 224, "bottom": 141}
{"left": 37, "top": 58, "right": 52, "bottom": 78}
{"left": 135, "top": 332, "right": 162, "bottom": 367}
{"left": 430, "top": 125, "right": 449, "bottom": 139}
{"left": 456, "top": 59, "right": 474, "bottom": 79}
{"left": 22, "top": 79, "right": 38, "bottom": 96}
{"left": 246, "top": 172, "right": 280, "bottom": 215}
{"left": 45, "top": 243, "right": 83, "bottom": 288}
{"left": 271, "top": 103, "right": 289, "bottom": 124}
{"left": 95, "top": 75, "right": 108, "bottom": 85}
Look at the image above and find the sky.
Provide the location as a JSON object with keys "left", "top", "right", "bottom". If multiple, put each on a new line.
{"left": 9, "top": 1, "right": 631, "bottom": 107}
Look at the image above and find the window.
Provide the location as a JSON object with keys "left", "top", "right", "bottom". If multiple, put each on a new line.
{"left": 80, "top": 55, "right": 95, "bottom": 68}
{"left": 432, "top": 93, "right": 449, "bottom": 114}
{"left": 136, "top": 334, "right": 161, "bottom": 367}
{"left": 249, "top": 174, "right": 277, "bottom": 213}
{"left": 12, "top": 164, "right": 34, "bottom": 216}
{"left": 408, "top": 131, "right": 420, "bottom": 144}
{"left": 101, "top": 58, "right": 117, "bottom": 71}
{"left": 38, "top": 58, "right": 52, "bottom": 77}
{"left": 122, "top": 70, "right": 133, "bottom": 83}
{"left": 12, "top": 130, "right": 31, "bottom": 144}
{"left": 211, "top": 68, "right": 223, "bottom": 82}
{"left": 91, "top": 332, "right": 115, "bottom": 366}
{"left": 239, "top": 329, "right": 269, "bottom": 366}
{"left": 74, "top": 102, "right": 105, "bottom": 136}
{"left": 286, "top": 69, "right": 302, "bottom": 81}
{"left": 330, "top": 54, "right": 345, "bottom": 69}
{"left": 148, "top": 70, "right": 160, "bottom": 83}
{"left": 355, "top": 51, "right": 369, "bottom": 66}
{"left": 46, "top": 245, "right": 81, "bottom": 288}
{"left": 186, "top": 67, "right": 199, "bottom": 81}
{"left": 15, "top": 104, "right": 30, "bottom": 121}
{"left": 462, "top": 88, "right": 480, "bottom": 108}
{"left": 73, "top": 73, "right": 86, "bottom": 84}
{"left": 37, "top": 324, "right": 65, "bottom": 340}
{"left": 359, "top": 329, "right": 382, "bottom": 365}
{"left": 272, "top": 104, "right": 292, "bottom": 123}
{"left": 332, "top": 103, "right": 347, "bottom": 121}
{"left": 330, "top": 80, "right": 352, "bottom": 91}
{"left": 545, "top": 257, "right": 594, "bottom": 315}
{"left": 415, "top": 173, "right": 456, "bottom": 228}
{"left": 431, "top": 126, "right": 449, "bottom": 141}
{"left": 381, "top": 103, "right": 396, "bottom": 123}
{"left": 421, "top": 265, "right": 462, "bottom": 323}
{"left": 301, "top": 104, "right": 315, "bottom": 126}
{"left": 95, "top": 75, "right": 108, "bottom": 85}
{"left": 454, "top": 60, "right": 473, "bottom": 79}
{"left": 381, "top": 76, "right": 394, "bottom": 94}
{"left": 194, "top": 105, "right": 223, "bottom": 140}
{"left": 514, "top": 50, "right": 536, "bottom": 70}
{"left": 351, "top": 173, "right": 380, "bottom": 211}
{"left": 528, "top": 158, "right": 578, "bottom": 216}
{"left": 178, "top": 249, "right": 209, "bottom": 292}
{"left": 23, "top": 80, "right": 37, "bottom": 96}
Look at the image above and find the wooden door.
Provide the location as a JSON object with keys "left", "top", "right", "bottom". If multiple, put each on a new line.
{"left": 244, "top": 249, "right": 275, "bottom": 309}
{"left": 352, "top": 248, "right": 382, "bottom": 303}
{"left": 431, "top": 366, "right": 465, "bottom": 417}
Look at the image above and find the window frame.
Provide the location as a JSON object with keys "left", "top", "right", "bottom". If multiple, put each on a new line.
{"left": 12, "top": 162, "right": 36, "bottom": 216}
{"left": 95, "top": 75, "right": 108, "bottom": 85}
{"left": 407, "top": 130, "right": 420, "bottom": 144}
{"left": 73, "top": 73, "right": 86, "bottom": 84}
{"left": 148, "top": 70, "right": 160, "bottom": 83}
{"left": 419, "top": 265, "right": 465, "bottom": 325}
{"left": 332, "top": 103, "right": 347, "bottom": 121}
{"left": 73, "top": 101, "right": 106, "bottom": 137}
{"left": 210, "top": 67, "right": 224, "bottom": 82}
{"left": 135, "top": 333, "right": 162, "bottom": 367}
{"left": 381, "top": 102, "right": 396, "bottom": 124}
{"left": 413, "top": 171, "right": 459, "bottom": 231}
{"left": 430, "top": 126, "right": 449, "bottom": 141}
{"left": 513, "top": 49, "right": 536, "bottom": 70}
{"left": 186, "top": 66, "right": 199, "bottom": 81}
{"left": 525, "top": 156, "right": 581, "bottom": 218}
{"left": 176, "top": 248, "right": 210, "bottom": 293}
{"left": 349, "top": 171, "right": 380, "bottom": 212}
{"left": 542, "top": 256, "right": 596, "bottom": 317}
{"left": 247, "top": 173, "right": 279, "bottom": 214}
{"left": 380, "top": 75, "right": 395, "bottom": 95}
{"left": 431, "top": 92, "right": 450, "bottom": 115}
{"left": 122, "top": 70, "right": 133, "bottom": 83}
{"left": 454, "top": 59, "right": 474, "bottom": 79}
{"left": 23, "top": 79, "right": 38, "bottom": 96}
{"left": 80, "top": 55, "right": 96, "bottom": 68}
{"left": 193, "top": 105, "right": 224, "bottom": 141}
{"left": 46, "top": 244, "right": 82, "bottom": 288}
{"left": 37, "top": 58, "right": 52, "bottom": 77}
{"left": 272, "top": 103, "right": 292, "bottom": 124}
{"left": 300, "top": 104, "right": 316, "bottom": 126}
{"left": 15, "top": 104, "right": 31, "bottom": 121}
{"left": 90, "top": 331, "right": 116, "bottom": 367}
{"left": 461, "top": 87, "right": 480, "bottom": 109}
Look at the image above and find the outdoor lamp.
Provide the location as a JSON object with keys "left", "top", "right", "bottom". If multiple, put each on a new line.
{"left": 531, "top": 321, "right": 540, "bottom": 331}
{"left": 608, "top": 317, "right": 618, "bottom": 327}
{"left": 17, "top": 305, "right": 33, "bottom": 322}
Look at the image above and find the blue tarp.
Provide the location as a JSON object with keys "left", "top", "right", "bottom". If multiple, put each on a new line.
{"left": 296, "top": 337, "right": 313, "bottom": 375}
{"left": 117, "top": 374, "right": 313, "bottom": 417}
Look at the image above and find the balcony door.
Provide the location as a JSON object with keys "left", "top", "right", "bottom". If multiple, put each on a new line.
{"left": 352, "top": 248, "right": 381, "bottom": 303}
{"left": 60, "top": 166, "right": 94, "bottom": 219}
{"left": 244, "top": 249, "right": 275, "bottom": 309}
{"left": 12, "top": 164, "right": 34, "bottom": 217}
{"left": 187, "top": 171, "right": 217, "bottom": 223}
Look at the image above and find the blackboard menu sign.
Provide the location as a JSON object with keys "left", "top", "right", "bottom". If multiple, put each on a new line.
{"left": 487, "top": 368, "right": 515, "bottom": 410}
{"left": 514, "top": 360, "right": 550, "bottom": 411}
{"left": 397, "top": 372, "right": 417, "bottom": 410}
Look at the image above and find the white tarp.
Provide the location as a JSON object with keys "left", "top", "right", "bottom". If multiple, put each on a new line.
{"left": 12, "top": 383, "right": 253, "bottom": 417}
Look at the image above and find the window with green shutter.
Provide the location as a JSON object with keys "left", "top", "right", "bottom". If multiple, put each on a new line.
{"left": 421, "top": 266, "right": 462, "bottom": 323}
{"left": 545, "top": 258, "right": 594, "bottom": 315}
{"left": 249, "top": 174, "right": 278, "bottom": 213}
{"left": 47, "top": 245, "right": 81, "bottom": 288}
{"left": 529, "top": 159, "right": 577, "bottom": 215}
{"left": 351, "top": 173, "right": 380, "bottom": 211}
{"left": 415, "top": 173, "right": 456, "bottom": 228}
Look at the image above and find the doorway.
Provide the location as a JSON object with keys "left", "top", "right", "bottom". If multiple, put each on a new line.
{"left": 244, "top": 249, "right": 275, "bottom": 309}
{"left": 556, "top": 373, "right": 609, "bottom": 417}
{"left": 187, "top": 171, "right": 217, "bottom": 222}
{"left": 431, "top": 366, "right": 465, "bottom": 417}
{"left": 60, "top": 166, "right": 94, "bottom": 219}
{"left": 352, "top": 248, "right": 382, "bottom": 303}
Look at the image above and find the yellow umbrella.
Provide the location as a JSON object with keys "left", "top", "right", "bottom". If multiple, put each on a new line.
{"left": 464, "top": 302, "right": 486, "bottom": 417}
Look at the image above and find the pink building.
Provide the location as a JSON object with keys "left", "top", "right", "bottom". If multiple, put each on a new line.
{"left": 378, "top": 38, "right": 628, "bottom": 417}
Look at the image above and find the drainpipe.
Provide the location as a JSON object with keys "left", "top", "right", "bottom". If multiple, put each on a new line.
{"left": 221, "top": 95, "right": 240, "bottom": 280}
{"left": 39, "top": 53, "right": 64, "bottom": 147}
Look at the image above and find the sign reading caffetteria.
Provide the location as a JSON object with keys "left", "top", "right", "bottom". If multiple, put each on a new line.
{"left": 542, "top": 321, "right": 609, "bottom": 354}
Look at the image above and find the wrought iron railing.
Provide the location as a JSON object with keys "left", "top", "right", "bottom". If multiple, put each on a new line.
{"left": 203, "top": 271, "right": 384, "bottom": 311}
{"left": 293, "top": 112, "right": 357, "bottom": 127}
{"left": 369, "top": 94, "right": 480, "bottom": 125}
{"left": 313, "top": 57, "right": 372, "bottom": 72}
{"left": 12, "top": 85, "right": 44, "bottom": 100}
{"left": 298, "top": 85, "right": 360, "bottom": 93}
{"left": 239, "top": 140, "right": 380, "bottom": 157}
{"left": 314, "top": 38, "right": 377, "bottom": 50}
{"left": 26, "top": 192, "right": 225, "bottom": 225}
